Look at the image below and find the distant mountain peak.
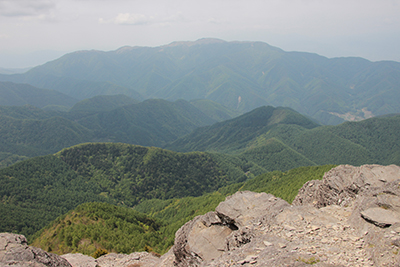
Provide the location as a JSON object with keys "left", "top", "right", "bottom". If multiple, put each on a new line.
{"left": 115, "top": 45, "right": 143, "bottom": 53}
{"left": 165, "top": 38, "right": 226, "bottom": 47}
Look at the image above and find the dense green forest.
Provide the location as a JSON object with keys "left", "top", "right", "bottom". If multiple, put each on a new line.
{"left": 0, "top": 142, "right": 262, "bottom": 238}
{"left": 2, "top": 106, "right": 400, "bottom": 243}
{"left": 0, "top": 98, "right": 234, "bottom": 168}
{"left": 0, "top": 81, "right": 78, "bottom": 109}
{"left": 31, "top": 165, "right": 335, "bottom": 255}
{"left": 168, "top": 107, "right": 400, "bottom": 167}
{"left": 31, "top": 202, "right": 166, "bottom": 256}
{"left": 2, "top": 100, "right": 400, "bottom": 172}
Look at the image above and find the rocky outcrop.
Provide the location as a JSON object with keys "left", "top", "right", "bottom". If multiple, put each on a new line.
{"left": 292, "top": 164, "right": 400, "bottom": 208}
{"left": 172, "top": 192, "right": 290, "bottom": 266}
{"left": 3, "top": 164, "right": 400, "bottom": 267}
{"left": 0, "top": 233, "right": 71, "bottom": 267}
{"left": 169, "top": 164, "right": 400, "bottom": 266}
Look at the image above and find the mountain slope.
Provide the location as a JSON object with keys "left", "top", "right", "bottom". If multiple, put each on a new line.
{"left": 169, "top": 107, "right": 400, "bottom": 167}
{"left": 0, "top": 142, "right": 257, "bottom": 238}
{"left": 70, "top": 99, "right": 217, "bottom": 147}
{"left": 1, "top": 39, "right": 399, "bottom": 124}
{"left": 0, "top": 114, "right": 94, "bottom": 157}
{"left": 69, "top": 94, "right": 139, "bottom": 113}
{"left": 30, "top": 202, "right": 165, "bottom": 255}
{"left": 30, "top": 165, "right": 335, "bottom": 256}
{"left": 0, "top": 99, "right": 218, "bottom": 167}
{"left": 167, "top": 106, "right": 320, "bottom": 153}
{"left": 0, "top": 81, "right": 78, "bottom": 108}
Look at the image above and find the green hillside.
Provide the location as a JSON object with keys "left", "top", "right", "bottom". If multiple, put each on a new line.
{"left": 167, "top": 106, "right": 400, "bottom": 168}
{"left": 189, "top": 99, "right": 242, "bottom": 121}
{"left": 0, "top": 142, "right": 257, "bottom": 238}
{"left": 0, "top": 74, "right": 144, "bottom": 101}
{"left": 0, "top": 115, "right": 94, "bottom": 157}
{"left": 69, "top": 94, "right": 139, "bottom": 113}
{"left": 68, "top": 99, "right": 216, "bottom": 147}
{"left": 30, "top": 202, "right": 166, "bottom": 256}
{"left": 0, "top": 105, "right": 63, "bottom": 120}
{"left": 0, "top": 81, "right": 78, "bottom": 108}
{"left": 0, "top": 98, "right": 219, "bottom": 167}
{"left": 1, "top": 39, "right": 399, "bottom": 124}
{"left": 31, "top": 165, "right": 335, "bottom": 256}
{"left": 167, "top": 106, "right": 320, "bottom": 153}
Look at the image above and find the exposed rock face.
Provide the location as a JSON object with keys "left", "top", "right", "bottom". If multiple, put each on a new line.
{"left": 3, "top": 164, "right": 400, "bottom": 267}
{"left": 293, "top": 164, "right": 400, "bottom": 208}
{"left": 169, "top": 164, "right": 400, "bottom": 267}
{"left": 172, "top": 192, "right": 290, "bottom": 266}
{"left": 0, "top": 233, "right": 71, "bottom": 267}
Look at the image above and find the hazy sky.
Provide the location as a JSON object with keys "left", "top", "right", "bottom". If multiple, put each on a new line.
{"left": 1, "top": 0, "right": 399, "bottom": 68}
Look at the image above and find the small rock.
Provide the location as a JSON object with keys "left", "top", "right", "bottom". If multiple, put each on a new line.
{"left": 361, "top": 208, "right": 400, "bottom": 227}
{"left": 263, "top": 241, "right": 273, "bottom": 246}
{"left": 311, "top": 225, "right": 320, "bottom": 231}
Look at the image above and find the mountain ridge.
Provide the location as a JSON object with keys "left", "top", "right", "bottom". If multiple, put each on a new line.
{"left": 167, "top": 106, "right": 400, "bottom": 168}
{"left": 1, "top": 39, "right": 399, "bottom": 125}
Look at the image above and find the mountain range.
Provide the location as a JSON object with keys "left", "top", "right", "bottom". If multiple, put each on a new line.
{"left": 167, "top": 106, "right": 400, "bottom": 169}
{"left": 2, "top": 105, "right": 400, "bottom": 241}
{"left": 1, "top": 38, "right": 400, "bottom": 125}
{"left": 1, "top": 97, "right": 400, "bottom": 171}
{"left": 0, "top": 96, "right": 235, "bottom": 167}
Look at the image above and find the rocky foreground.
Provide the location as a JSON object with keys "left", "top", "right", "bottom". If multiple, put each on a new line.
{"left": 1, "top": 164, "right": 400, "bottom": 266}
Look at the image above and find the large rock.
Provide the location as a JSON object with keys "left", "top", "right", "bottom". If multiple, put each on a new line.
{"left": 0, "top": 233, "right": 71, "bottom": 267}
{"left": 173, "top": 211, "right": 234, "bottom": 266}
{"left": 215, "top": 191, "right": 290, "bottom": 228}
{"left": 170, "top": 164, "right": 400, "bottom": 267}
{"left": 293, "top": 164, "right": 400, "bottom": 207}
{"left": 172, "top": 191, "right": 291, "bottom": 266}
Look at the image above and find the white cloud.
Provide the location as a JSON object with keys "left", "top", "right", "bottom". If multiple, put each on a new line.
{"left": 99, "top": 12, "right": 186, "bottom": 26}
{"left": 113, "top": 13, "right": 153, "bottom": 25}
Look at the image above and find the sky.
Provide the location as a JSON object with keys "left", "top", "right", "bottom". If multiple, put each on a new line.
{"left": 0, "top": 0, "right": 399, "bottom": 68}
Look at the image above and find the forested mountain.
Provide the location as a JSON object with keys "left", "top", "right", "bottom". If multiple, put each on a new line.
{"left": 69, "top": 94, "right": 139, "bottom": 113}
{"left": 30, "top": 164, "right": 335, "bottom": 255}
{"left": 0, "top": 142, "right": 260, "bottom": 238}
{"left": 0, "top": 81, "right": 78, "bottom": 109}
{"left": 0, "top": 98, "right": 221, "bottom": 168}
{"left": 30, "top": 202, "right": 167, "bottom": 256}
{"left": 167, "top": 106, "right": 319, "bottom": 153}
{"left": 1, "top": 39, "right": 399, "bottom": 124}
{"left": 189, "top": 99, "right": 242, "bottom": 122}
{"left": 167, "top": 106, "right": 400, "bottom": 168}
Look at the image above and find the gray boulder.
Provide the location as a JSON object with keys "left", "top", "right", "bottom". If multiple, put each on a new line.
{"left": 0, "top": 233, "right": 71, "bottom": 267}
{"left": 293, "top": 164, "right": 400, "bottom": 208}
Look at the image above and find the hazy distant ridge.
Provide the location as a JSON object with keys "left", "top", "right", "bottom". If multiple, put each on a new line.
{"left": 1, "top": 39, "right": 399, "bottom": 125}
